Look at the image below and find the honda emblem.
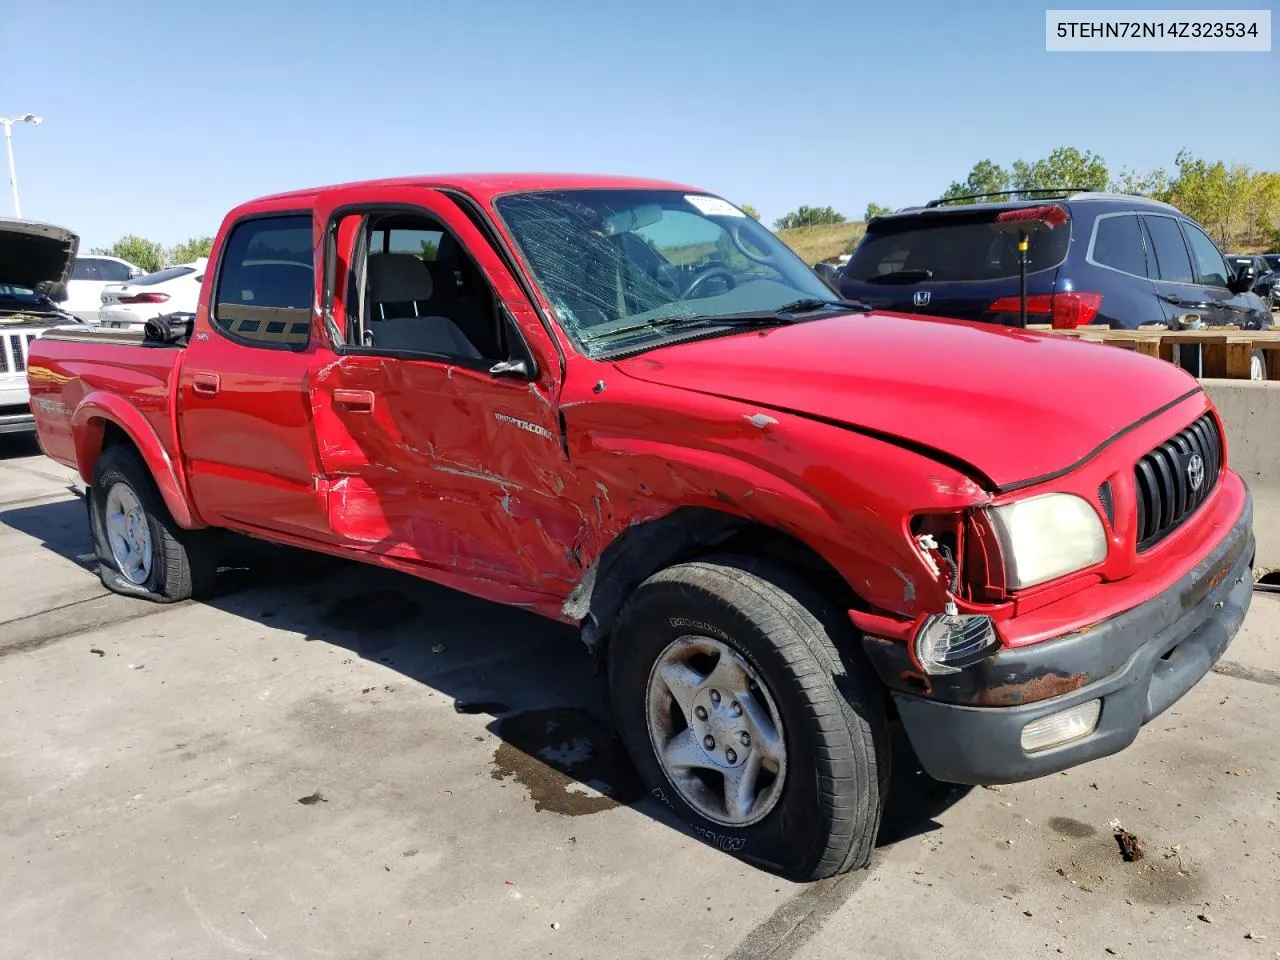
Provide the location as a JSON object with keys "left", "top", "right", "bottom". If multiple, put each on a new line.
{"left": 913, "top": 291, "right": 931, "bottom": 307}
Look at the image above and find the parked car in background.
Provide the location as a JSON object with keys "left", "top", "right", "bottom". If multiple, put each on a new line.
{"left": 834, "top": 191, "right": 1275, "bottom": 378}
{"left": 0, "top": 218, "right": 83, "bottom": 434}
{"left": 60, "top": 254, "right": 144, "bottom": 323}
{"left": 1225, "top": 253, "right": 1275, "bottom": 310}
{"left": 24, "top": 173, "right": 1256, "bottom": 882}
{"left": 97, "top": 259, "right": 207, "bottom": 330}
{"left": 1263, "top": 253, "right": 1280, "bottom": 274}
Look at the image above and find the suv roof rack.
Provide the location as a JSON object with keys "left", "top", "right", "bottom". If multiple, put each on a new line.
{"left": 924, "top": 188, "right": 1087, "bottom": 208}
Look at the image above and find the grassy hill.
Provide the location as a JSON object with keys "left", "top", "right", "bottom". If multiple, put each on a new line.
{"left": 776, "top": 220, "right": 867, "bottom": 266}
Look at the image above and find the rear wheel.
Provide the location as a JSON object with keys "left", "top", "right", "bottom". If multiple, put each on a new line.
{"left": 89, "top": 445, "right": 217, "bottom": 603}
{"left": 608, "top": 555, "right": 888, "bottom": 881}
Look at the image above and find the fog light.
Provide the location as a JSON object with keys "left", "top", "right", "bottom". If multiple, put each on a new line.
{"left": 1020, "top": 700, "right": 1101, "bottom": 754}
{"left": 914, "top": 612, "right": 998, "bottom": 675}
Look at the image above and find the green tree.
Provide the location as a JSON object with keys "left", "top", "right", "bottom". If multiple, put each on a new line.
{"left": 774, "top": 205, "right": 846, "bottom": 230}
{"left": 90, "top": 235, "right": 165, "bottom": 274}
{"left": 940, "top": 159, "right": 1011, "bottom": 204}
{"left": 1010, "top": 146, "right": 1108, "bottom": 196}
{"left": 166, "top": 236, "right": 214, "bottom": 265}
{"left": 740, "top": 203, "right": 761, "bottom": 221}
{"left": 1108, "top": 167, "right": 1171, "bottom": 199}
{"left": 864, "top": 202, "right": 893, "bottom": 220}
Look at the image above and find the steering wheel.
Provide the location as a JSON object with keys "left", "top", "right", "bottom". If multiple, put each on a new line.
{"left": 681, "top": 267, "right": 738, "bottom": 300}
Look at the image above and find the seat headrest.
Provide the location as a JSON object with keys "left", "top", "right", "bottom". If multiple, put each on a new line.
{"left": 367, "top": 253, "right": 434, "bottom": 302}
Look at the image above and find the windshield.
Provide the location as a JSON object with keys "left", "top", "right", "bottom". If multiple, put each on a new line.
{"left": 0, "top": 284, "right": 41, "bottom": 303}
{"left": 493, "top": 189, "right": 838, "bottom": 355}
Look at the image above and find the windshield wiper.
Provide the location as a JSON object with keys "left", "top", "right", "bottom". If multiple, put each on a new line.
{"left": 862, "top": 269, "right": 933, "bottom": 284}
{"left": 771, "top": 297, "right": 871, "bottom": 314}
{"left": 585, "top": 298, "right": 870, "bottom": 346}
{"left": 586, "top": 312, "right": 795, "bottom": 344}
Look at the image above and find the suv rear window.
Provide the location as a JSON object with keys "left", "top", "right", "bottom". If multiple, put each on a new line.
{"left": 844, "top": 211, "right": 1071, "bottom": 283}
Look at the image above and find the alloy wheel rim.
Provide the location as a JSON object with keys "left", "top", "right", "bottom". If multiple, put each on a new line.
{"left": 104, "top": 482, "right": 152, "bottom": 585}
{"left": 645, "top": 635, "right": 788, "bottom": 827}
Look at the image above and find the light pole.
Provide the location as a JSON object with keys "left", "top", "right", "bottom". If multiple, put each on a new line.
{"left": 2, "top": 113, "right": 43, "bottom": 219}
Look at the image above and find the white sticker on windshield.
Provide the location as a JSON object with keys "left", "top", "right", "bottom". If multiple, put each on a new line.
{"left": 684, "top": 195, "right": 746, "bottom": 218}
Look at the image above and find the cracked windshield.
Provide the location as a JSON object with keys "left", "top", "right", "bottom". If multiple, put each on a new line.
{"left": 495, "top": 189, "right": 843, "bottom": 354}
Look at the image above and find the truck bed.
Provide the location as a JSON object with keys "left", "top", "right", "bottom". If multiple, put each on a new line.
{"left": 27, "top": 326, "right": 187, "bottom": 475}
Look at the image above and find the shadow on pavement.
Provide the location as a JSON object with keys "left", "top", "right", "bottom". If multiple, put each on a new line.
{"left": 1, "top": 494, "right": 968, "bottom": 868}
{"left": 0, "top": 434, "right": 43, "bottom": 460}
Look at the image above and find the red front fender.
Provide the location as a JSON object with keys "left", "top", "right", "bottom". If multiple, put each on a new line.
{"left": 71, "top": 392, "right": 204, "bottom": 530}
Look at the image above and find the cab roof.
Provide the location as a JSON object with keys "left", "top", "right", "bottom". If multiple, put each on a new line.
{"left": 242, "top": 172, "right": 706, "bottom": 209}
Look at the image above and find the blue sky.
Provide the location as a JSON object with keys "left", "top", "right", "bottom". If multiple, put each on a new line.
{"left": 2, "top": 0, "right": 1275, "bottom": 249}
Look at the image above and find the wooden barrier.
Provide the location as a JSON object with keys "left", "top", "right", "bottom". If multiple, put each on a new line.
{"left": 1026, "top": 324, "right": 1280, "bottom": 380}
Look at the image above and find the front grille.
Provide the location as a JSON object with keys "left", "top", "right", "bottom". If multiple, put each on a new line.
{"left": 1134, "top": 413, "right": 1221, "bottom": 551}
{"left": 0, "top": 334, "right": 35, "bottom": 375}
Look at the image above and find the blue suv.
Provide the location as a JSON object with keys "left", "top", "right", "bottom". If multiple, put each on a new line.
{"left": 830, "top": 191, "right": 1274, "bottom": 375}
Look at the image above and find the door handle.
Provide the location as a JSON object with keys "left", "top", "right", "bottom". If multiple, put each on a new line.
{"left": 192, "top": 372, "right": 220, "bottom": 396}
{"left": 333, "top": 388, "right": 375, "bottom": 413}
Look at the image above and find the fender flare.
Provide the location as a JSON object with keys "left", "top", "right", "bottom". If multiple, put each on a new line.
{"left": 71, "top": 391, "right": 203, "bottom": 530}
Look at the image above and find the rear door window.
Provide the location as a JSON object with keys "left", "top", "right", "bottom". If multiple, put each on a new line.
{"left": 213, "top": 214, "right": 314, "bottom": 348}
{"left": 844, "top": 212, "right": 1071, "bottom": 283}
{"left": 1141, "top": 215, "right": 1195, "bottom": 284}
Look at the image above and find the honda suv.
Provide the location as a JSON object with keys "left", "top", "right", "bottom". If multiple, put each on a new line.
{"left": 832, "top": 191, "right": 1274, "bottom": 375}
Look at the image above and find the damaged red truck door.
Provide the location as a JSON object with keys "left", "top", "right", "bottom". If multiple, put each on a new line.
{"left": 176, "top": 207, "right": 332, "bottom": 542}
{"left": 27, "top": 174, "right": 1255, "bottom": 885}
{"left": 308, "top": 186, "right": 582, "bottom": 591}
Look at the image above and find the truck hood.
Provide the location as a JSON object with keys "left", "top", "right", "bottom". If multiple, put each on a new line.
{"left": 612, "top": 310, "right": 1200, "bottom": 491}
{"left": 0, "top": 218, "right": 79, "bottom": 295}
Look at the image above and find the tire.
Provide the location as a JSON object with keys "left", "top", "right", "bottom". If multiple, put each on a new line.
{"left": 89, "top": 444, "right": 217, "bottom": 603}
{"left": 608, "top": 554, "right": 888, "bottom": 881}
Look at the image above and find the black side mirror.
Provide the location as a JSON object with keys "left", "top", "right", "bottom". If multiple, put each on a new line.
{"left": 1228, "top": 262, "right": 1258, "bottom": 294}
{"left": 489, "top": 359, "right": 530, "bottom": 379}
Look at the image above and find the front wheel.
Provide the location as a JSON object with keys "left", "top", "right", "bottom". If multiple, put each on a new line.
{"left": 89, "top": 445, "right": 218, "bottom": 603}
{"left": 608, "top": 555, "right": 888, "bottom": 881}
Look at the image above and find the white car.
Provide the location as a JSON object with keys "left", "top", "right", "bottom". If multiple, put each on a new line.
{"left": 0, "top": 218, "right": 84, "bottom": 435}
{"left": 60, "top": 255, "right": 144, "bottom": 323}
{"left": 97, "top": 259, "right": 207, "bottom": 330}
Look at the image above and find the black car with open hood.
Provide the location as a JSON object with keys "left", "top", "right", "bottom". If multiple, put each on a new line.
{"left": 0, "top": 218, "right": 81, "bottom": 319}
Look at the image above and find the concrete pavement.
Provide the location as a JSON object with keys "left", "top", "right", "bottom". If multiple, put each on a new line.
{"left": 1, "top": 434, "right": 1276, "bottom": 960}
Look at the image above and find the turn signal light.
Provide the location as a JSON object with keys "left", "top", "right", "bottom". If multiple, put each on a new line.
{"left": 913, "top": 612, "right": 999, "bottom": 675}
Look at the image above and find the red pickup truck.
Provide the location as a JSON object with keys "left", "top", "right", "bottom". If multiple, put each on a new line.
{"left": 28, "top": 174, "right": 1254, "bottom": 881}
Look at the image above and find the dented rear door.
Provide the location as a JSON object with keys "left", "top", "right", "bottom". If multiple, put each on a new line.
{"left": 309, "top": 186, "right": 583, "bottom": 597}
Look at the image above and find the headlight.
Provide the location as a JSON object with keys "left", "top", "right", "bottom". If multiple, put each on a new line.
{"left": 987, "top": 493, "right": 1107, "bottom": 589}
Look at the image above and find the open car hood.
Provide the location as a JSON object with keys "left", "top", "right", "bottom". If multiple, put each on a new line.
{"left": 0, "top": 218, "right": 79, "bottom": 294}
{"left": 612, "top": 310, "right": 1201, "bottom": 491}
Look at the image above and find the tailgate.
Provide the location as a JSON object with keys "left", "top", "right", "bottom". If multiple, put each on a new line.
{"left": 839, "top": 274, "right": 1061, "bottom": 323}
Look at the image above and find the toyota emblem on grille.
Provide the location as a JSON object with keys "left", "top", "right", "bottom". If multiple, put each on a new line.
{"left": 1187, "top": 453, "right": 1205, "bottom": 492}
{"left": 913, "top": 291, "right": 931, "bottom": 307}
